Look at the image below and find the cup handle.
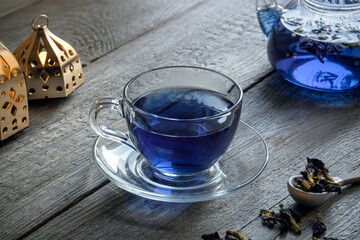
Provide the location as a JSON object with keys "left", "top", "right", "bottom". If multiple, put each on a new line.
{"left": 89, "top": 98, "right": 134, "bottom": 148}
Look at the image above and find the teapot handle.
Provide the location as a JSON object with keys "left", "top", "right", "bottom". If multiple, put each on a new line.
{"left": 256, "top": 0, "right": 283, "bottom": 39}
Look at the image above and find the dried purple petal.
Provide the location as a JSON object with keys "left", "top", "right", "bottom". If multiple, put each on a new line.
{"left": 294, "top": 158, "right": 341, "bottom": 194}
{"left": 320, "top": 180, "right": 342, "bottom": 194}
{"left": 260, "top": 204, "right": 301, "bottom": 234}
{"left": 259, "top": 209, "right": 279, "bottom": 226}
{"left": 279, "top": 204, "right": 302, "bottom": 234}
{"left": 201, "top": 232, "right": 223, "bottom": 240}
{"left": 313, "top": 211, "right": 327, "bottom": 238}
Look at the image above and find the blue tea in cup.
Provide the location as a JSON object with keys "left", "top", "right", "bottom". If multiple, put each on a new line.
{"left": 90, "top": 66, "right": 242, "bottom": 177}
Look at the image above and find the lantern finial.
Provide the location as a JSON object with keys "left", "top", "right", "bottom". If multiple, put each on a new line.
{"left": 31, "top": 14, "right": 49, "bottom": 31}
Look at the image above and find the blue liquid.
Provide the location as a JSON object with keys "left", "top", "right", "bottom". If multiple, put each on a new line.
{"left": 268, "top": 21, "right": 360, "bottom": 91}
{"left": 128, "top": 88, "right": 240, "bottom": 175}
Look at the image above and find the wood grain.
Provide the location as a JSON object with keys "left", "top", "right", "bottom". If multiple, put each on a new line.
{"left": 230, "top": 74, "right": 360, "bottom": 240}
{"left": 2, "top": 0, "right": 358, "bottom": 238}
{"left": 0, "top": 0, "right": 272, "bottom": 238}
{"left": 0, "top": 0, "right": 204, "bottom": 65}
{"left": 24, "top": 72, "right": 360, "bottom": 240}
{"left": 0, "top": 0, "right": 39, "bottom": 18}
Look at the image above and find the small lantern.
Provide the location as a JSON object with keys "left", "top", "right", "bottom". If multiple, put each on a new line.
{"left": 14, "top": 14, "right": 84, "bottom": 100}
{"left": 0, "top": 42, "right": 29, "bottom": 141}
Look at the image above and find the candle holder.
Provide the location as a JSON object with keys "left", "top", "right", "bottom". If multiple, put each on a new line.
{"left": 14, "top": 14, "right": 84, "bottom": 100}
{"left": 0, "top": 42, "right": 29, "bottom": 141}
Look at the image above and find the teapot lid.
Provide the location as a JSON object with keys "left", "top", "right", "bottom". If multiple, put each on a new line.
{"left": 281, "top": 0, "right": 360, "bottom": 43}
{"left": 304, "top": 0, "right": 360, "bottom": 10}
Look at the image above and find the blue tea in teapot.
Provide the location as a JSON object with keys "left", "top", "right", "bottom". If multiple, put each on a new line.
{"left": 257, "top": 0, "right": 360, "bottom": 91}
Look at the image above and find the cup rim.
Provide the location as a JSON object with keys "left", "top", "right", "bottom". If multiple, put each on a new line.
{"left": 123, "top": 66, "right": 243, "bottom": 122}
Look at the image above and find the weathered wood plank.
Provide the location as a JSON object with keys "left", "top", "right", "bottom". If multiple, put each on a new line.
{"left": 0, "top": 0, "right": 271, "bottom": 160}
{"left": 0, "top": 0, "right": 204, "bottom": 65}
{"left": 24, "top": 73, "right": 360, "bottom": 240}
{"left": 0, "top": 0, "right": 271, "bottom": 238}
{"left": 2, "top": 0, "right": 359, "bottom": 238}
{"left": 0, "top": 0, "right": 39, "bottom": 18}
{"left": 237, "top": 75, "right": 360, "bottom": 240}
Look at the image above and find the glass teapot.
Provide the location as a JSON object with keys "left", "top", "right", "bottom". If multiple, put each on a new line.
{"left": 256, "top": 0, "right": 360, "bottom": 91}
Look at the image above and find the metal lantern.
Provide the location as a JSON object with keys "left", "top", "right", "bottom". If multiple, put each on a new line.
{"left": 14, "top": 14, "right": 84, "bottom": 100}
{"left": 0, "top": 42, "right": 29, "bottom": 141}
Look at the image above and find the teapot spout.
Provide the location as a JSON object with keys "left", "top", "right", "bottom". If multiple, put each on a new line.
{"left": 256, "top": 0, "right": 283, "bottom": 39}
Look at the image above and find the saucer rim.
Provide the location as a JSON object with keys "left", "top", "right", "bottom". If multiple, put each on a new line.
{"left": 92, "top": 121, "right": 269, "bottom": 203}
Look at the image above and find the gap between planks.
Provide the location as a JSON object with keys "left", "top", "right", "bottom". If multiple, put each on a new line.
{"left": 15, "top": 180, "right": 110, "bottom": 240}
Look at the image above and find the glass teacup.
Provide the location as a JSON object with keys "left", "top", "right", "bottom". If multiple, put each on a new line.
{"left": 89, "top": 66, "right": 243, "bottom": 179}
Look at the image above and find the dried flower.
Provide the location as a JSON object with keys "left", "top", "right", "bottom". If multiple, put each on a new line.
{"left": 201, "top": 232, "right": 222, "bottom": 240}
{"left": 312, "top": 210, "right": 339, "bottom": 240}
{"left": 225, "top": 230, "right": 251, "bottom": 240}
{"left": 298, "top": 38, "right": 347, "bottom": 64}
{"left": 313, "top": 210, "right": 327, "bottom": 238}
{"left": 201, "top": 231, "right": 251, "bottom": 240}
{"left": 260, "top": 204, "right": 302, "bottom": 234}
{"left": 294, "top": 158, "right": 341, "bottom": 194}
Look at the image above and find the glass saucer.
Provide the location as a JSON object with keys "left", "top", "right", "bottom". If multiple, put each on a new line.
{"left": 92, "top": 121, "right": 269, "bottom": 203}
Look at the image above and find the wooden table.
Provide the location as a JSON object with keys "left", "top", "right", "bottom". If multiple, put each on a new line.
{"left": 1, "top": 0, "right": 359, "bottom": 239}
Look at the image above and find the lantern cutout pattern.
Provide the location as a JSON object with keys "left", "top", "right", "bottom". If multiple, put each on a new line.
{"left": 14, "top": 14, "right": 84, "bottom": 100}
{"left": 0, "top": 42, "right": 29, "bottom": 141}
